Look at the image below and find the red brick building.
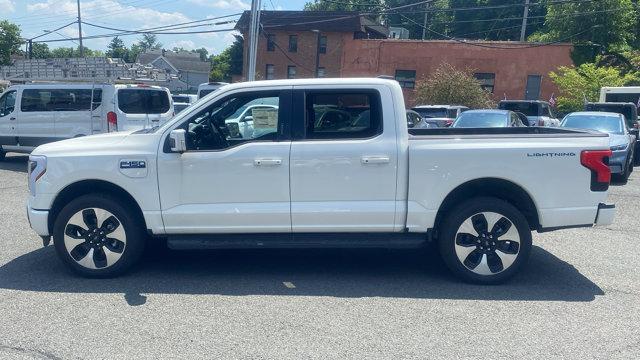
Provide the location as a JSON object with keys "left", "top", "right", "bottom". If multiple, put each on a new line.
{"left": 235, "top": 11, "right": 574, "bottom": 106}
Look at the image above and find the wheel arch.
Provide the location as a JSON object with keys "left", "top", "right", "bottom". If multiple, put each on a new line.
{"left": 48, "top": 179, "right": 146, "bottom": 234}
{"left": 434, "top": 177, "right": 540, "bottom": 231}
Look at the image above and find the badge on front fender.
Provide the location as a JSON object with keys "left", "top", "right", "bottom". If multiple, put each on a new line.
{"left": 119, "top": 159, "right": 148, "bottom": 178}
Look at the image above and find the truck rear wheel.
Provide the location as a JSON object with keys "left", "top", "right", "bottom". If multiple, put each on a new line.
{"left": 438, "top": 197, "right": 532, "bottom": 284}
{"left": 53, "top": 194, "right": 145, "bottom": 277}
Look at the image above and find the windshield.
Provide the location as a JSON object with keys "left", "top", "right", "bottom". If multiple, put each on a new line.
{"left": 413, "top": 108, "right": 451, "bottom": 118}
{"left": 499, "top": 102, "right": 539, "bottom": 116}
{"left": 561, "top": 114, "right": 624, "bottom": 134}
{"left": 453, "top": 112, "right": 507, "bottom": 128}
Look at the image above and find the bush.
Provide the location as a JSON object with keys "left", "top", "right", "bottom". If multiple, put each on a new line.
{"left": 549, "top": 63, "right": 639, "bottom": 113}
{"left": 415, "top": 63, "right": 495, "bottom": 109}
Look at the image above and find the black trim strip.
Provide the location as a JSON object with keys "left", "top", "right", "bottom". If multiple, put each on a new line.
{"left": 537, "top": 224, "right": 593, "bottom": 233}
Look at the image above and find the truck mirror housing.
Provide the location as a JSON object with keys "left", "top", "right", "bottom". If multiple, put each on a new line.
{"left": 169, "top": 129, "right": 187, "bottom": 153}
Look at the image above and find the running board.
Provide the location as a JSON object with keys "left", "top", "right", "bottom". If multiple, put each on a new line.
{"left": 166, "top": 233, "right": 427, "bottom": 250}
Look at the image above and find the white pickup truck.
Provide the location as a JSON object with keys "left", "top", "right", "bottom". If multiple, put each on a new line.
{"left": 26, "top": 78, "right": 615, "bottom": 283}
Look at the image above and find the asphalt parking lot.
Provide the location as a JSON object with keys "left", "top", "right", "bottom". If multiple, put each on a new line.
{"left": 0, "top": 154, "right": 639, "bottom": 359}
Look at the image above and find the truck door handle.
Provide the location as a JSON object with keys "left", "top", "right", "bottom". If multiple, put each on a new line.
{"left": 254, "top": 158, "right": 282, "bottom": 166}
{"left": 9, "top": 117, "right": 16, "bottom": 121}
{"left": 361, "top": 156, "right": 390, "bottom": 164}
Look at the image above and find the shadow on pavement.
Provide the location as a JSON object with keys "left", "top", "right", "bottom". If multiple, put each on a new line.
{"left": 0, "top": 244, "right": 603, "bottom": 304}
{"left": 0, "top": 155, "right": 28, "bottom": 173}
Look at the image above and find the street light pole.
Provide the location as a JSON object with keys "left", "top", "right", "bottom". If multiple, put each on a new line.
{"left": 519, "top": 0, "right": 530, "bottom": 42}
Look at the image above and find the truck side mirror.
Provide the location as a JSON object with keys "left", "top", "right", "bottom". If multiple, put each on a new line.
{"left": 169, "top": 129, "right": 187, "bottom": 153}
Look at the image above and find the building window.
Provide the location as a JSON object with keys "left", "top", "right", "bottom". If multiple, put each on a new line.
{"left": 474, "top": 73, "right": 495, "bottom": 93}
{"left": 287, "top": 65, "right": 296, "bottom": 79}
{"left": 395, "top": 69, "right": 416, "bottom": 89}
{"left": 267, "top": 34, "right": 275, "bottom": 52}
{"left": 266, "top": 64, "right": 275, "bottom": 80}
{"left": 288, "top": 35, "right": 297, "bottom": 52}
{"left": 319, "top": 35, "right": 327, "bottom": 54}
{"left": 317, "top": 67, "right": 326, "bottom": 78}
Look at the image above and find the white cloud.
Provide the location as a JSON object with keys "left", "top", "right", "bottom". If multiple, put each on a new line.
{"left": 188, "top": 0, "right": 250, "bottom": 10}
{"left": 0, "top": 0, "right": 15, "bottom": 12}
{"left": 27, "top": 0, "right": 190, "bottom": 28}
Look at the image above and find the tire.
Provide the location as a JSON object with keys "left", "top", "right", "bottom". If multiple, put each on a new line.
{"left": 438, "top": 197, "right": 532, "bottom": 284}
{"left": 53, "top": 193, "right": 146, "bottom": 277}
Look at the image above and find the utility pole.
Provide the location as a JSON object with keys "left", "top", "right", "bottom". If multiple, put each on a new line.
{"left": 28, "top": 40, "right": 33, "bottom": 59}
{"left": 422, "top": 2, "right": 431, "bottom": 40}
{"left": 77, "top": 0, "right": 84, "bottom": 57}
{"left": 519, "top": 0, "right": 530, "bottom": 42}
{"left": 247, "top": 0, "right": 262, "bottom": 81}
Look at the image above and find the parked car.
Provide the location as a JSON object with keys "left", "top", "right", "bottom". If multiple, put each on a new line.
{"left": 498, "top": 100, "right": 559, "bottom": 127}
{"left": 585, "top": 102, "right": 640, "bottom": 165}
{"left": 197, "top": 82, "right": 228, "bottom": 99}
{"left": 411, "top": 105, "right": 469, "bottom": 127}
{"left": 172, "top": 94, "right": 197, "bottom": 105}
{"left": 561, "top": 111, "right": 635, "bottom": 181}
{"left": 451, "top": 110, "right": 527, "bottom": 128}
{"left": 0, "top": 83, "right": 173, "bottom": 158}
{"left": 173, "top": 102, "right": 191, "bottom": 114}
{"left": 27, "top": 78, "right": 615, "bottom": 284}
{"left": 406, "top": 109, "right": 431, "bottom": 128}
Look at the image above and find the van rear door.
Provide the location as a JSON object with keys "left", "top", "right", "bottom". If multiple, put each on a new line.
{"left": 115, "top": 87, "right": 172, "bottom": 131}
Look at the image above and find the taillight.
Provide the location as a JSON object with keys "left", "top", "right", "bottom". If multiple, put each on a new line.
{"left": 107, "top": 111, "right": 117, "bottom": 132}
{"left": 581, "top": 150, "right": 612, "bottom": 191}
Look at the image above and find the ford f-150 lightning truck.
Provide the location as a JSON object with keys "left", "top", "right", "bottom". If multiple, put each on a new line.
{"left": 26, "top": 78, "right": 616, "bottom": 283}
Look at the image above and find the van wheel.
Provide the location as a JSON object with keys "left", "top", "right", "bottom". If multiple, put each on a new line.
{"left": 53, "top": 194, "right": 145, "bottom": 277}
{"left": 438, "top": 197, "right": 532, "bottom": 284}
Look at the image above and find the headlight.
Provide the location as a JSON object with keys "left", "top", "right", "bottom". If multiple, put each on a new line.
{"left": 27, "top": 155, "right": 47, "bottom": 196}
{"left": 611, "top": 144, "right": 627, "bottom": 151}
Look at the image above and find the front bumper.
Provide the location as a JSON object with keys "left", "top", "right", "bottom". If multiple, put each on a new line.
{"left": 594, "top": 203, "right": 615, "bottom": 227}
{"left": 27, "top": 205, "right": 49, "bottom": 236}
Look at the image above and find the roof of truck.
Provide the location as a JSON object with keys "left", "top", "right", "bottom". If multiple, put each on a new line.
{"left": 216, "top": 78, "right": 400, "bottom": 92}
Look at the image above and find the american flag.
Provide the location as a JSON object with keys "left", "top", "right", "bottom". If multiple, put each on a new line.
{"left": 549, "top": 93, "right": 557, "bottom": 107}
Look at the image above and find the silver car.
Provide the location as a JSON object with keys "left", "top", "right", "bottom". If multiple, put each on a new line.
{"left": 561, "top": 111, "right": 635, "bottom": 181}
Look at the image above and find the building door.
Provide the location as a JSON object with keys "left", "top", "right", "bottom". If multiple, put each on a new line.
{"left": 525, "top": 75, "right": 542, "bottom": 100}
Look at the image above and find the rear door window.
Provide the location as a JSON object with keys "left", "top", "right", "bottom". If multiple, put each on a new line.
{"left": 20, "top": 88, "right": 100, "bottom": 112}
{"left": 304, "top": 91, "right": 382, "bottom": 139}
{"left": 118, "top": 89, "right": 170, "bottom": 114}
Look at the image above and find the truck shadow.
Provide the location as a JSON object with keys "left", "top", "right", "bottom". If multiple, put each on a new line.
{"left": 0, "top": 155, "right": 28, "bottom": 173}
{"left": 0, "top": 245, "right": 603, "bottom": 304}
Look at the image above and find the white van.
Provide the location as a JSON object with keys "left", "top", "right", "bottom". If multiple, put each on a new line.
{"left": 197, "top": 82, "right": 228, "bottom": 99}
{"left": 0, "top": 83, "right": 173, "bottom": 156}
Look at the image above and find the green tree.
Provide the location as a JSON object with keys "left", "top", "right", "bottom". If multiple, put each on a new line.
{"left": 138, "top": 33, "right": 162, "bottom": 52}
{"left": 0, "top": 20, "right": 22, "bottom": 65}
{"left": 549, "top": 63, "right": 640, "bottom": 113}
{"left": 50, "top": 47, "right": 75, "bottom": 58}
{"left": 415, "top": 63, "right": 495, "bottom": 109}
{"left": 304, "top": 0, "right": 383, "bottom": 11}
{"left": 209, "top": 35, "right": 243, "bottom": 82}
{"left": 531, "top": 0, "right": 635, "bottom": 49}
{"left": 193, "top": 47, "right": 209, "bottom": 62}
{"left": 106, "top": 36, "right": 128, "bottom": 59}
{"left": 30, "top": 43, "right": 51, "bottom": 59}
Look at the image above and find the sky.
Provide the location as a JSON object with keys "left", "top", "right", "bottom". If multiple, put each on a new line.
{"left": 1, "top": 0, "right": 305, "bottom": 56}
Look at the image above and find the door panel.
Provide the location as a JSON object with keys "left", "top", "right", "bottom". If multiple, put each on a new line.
{"left": 157, "top": 88, "right": 292, "bottom": 234}
{"left": 0, "top": 90, "right": 18, "bottom": 145}
{"left": 158, "top": 142, "right": 292, "bottom": 233}
{"left": 290, "top": 88, "right": 398, "bottom": 232}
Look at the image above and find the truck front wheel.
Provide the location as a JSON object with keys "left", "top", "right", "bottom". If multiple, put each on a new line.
{"left": 52, "top": 194, "right": 145, "bottom": 277}
{"left": 438, "top": 197, "right": 532, "bottom": 284}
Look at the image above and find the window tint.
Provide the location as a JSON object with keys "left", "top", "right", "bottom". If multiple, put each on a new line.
{"left": 118, "top": 89, "right": 170, "bottom": 114}
{"left": 177, "top": 92, "right": 281, "bottom": 151}
{"left": 21, "top": 88, "right": 99, "bottom": 112}
{"left": 0, "top": 90, "right": 16, "bottom": 117}
{"left": 288, "top": 35, "right": 297, "bottom": 52}
{"left": 413, "top": 108, "right": 448, "bottom": 118}
{"left": 453, "top": 112, "right": 508, "bottom": 128}
{"left": 172, "top": 95, "right": 191, "bottom": 103}
{"left": 395, "top": 69, "right": 416, "bottom": 89}
{"left": 474, "top": 73, "right": 495, "bottom": 93}
{"left": 499, "top": 102, "right": 540, "bottom": 116}
{"left": 605, "top": 93, "right": 640, "bottom": 104}
{"left": 305, "top": 91, "right": 381, "bottom": 139}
